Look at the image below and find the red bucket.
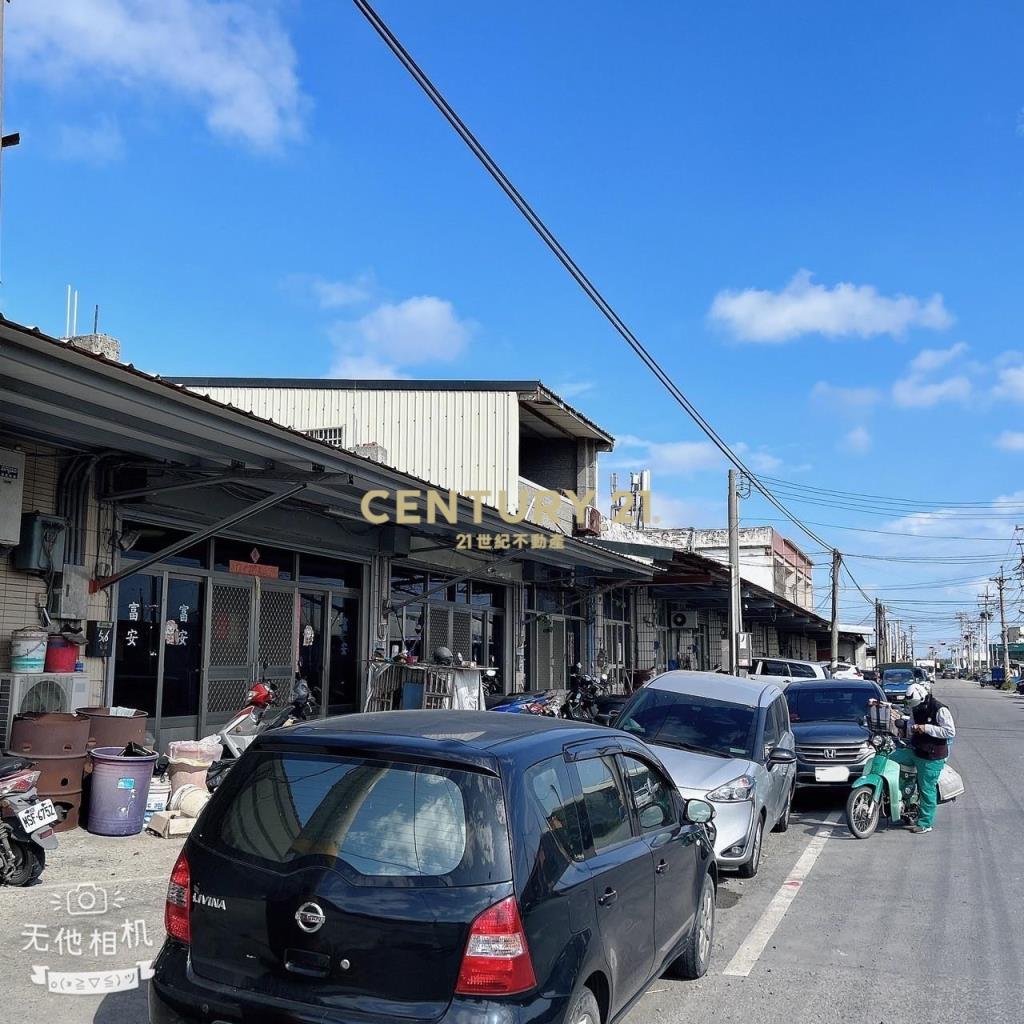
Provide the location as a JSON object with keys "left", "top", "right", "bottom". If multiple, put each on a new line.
{"left": 44, "top": 635, "right": 79, "bottom": 673}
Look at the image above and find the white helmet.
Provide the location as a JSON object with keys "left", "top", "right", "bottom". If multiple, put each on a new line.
{"left": 906, "top": 683, "right": 929, "bottom": 708}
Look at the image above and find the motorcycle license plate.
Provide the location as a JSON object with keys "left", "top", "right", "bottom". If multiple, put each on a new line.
{"left": 815, "top": 766, "right": 850, "bottom": 783}
{"left": 17, "top": 800, "right": 58, "bottom": 833}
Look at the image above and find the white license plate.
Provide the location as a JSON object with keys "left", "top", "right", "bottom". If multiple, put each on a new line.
{"left": 18, "top": 799, "right": 58, "bottom": 833}
{"left": 815, "top": 766, "right": 850, "bottom": 783}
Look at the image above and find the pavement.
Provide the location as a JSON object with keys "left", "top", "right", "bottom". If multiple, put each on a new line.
{"left": 0, "top": 677, "right": 1020, "bottom": 1023}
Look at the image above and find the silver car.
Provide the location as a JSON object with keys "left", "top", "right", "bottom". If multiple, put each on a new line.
{"left": 615, "top": 671, "right": 797, "bottom": 878}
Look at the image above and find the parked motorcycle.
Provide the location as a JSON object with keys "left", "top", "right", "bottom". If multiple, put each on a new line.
{"left": 0, "top": 754, "right": 58, "bottom": 886}
{"left": 207, "top": 676, "right": 318, "bottom": 790}
{"left": 488, "top": 689, "right": 563, "bottom": 716}
{"left": 562, "top": 665, "right": 609, "bottom": 722}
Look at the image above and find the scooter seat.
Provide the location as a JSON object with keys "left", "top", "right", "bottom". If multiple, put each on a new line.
{"left": 0, "top": 754, "right": 33, "bottom": 776}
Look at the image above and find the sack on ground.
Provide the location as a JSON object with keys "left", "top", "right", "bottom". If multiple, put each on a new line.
{"left": 937, "top": 763, "right": 964, "bottom": 803}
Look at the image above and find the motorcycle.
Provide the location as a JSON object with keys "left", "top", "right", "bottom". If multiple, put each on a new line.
{"left": 562, "top": 665, "right": 609, "bottom": 722}
{"left": 0, "top": 754, "right": 58, "bottom": 886}
{"left": 207, "top": 676, "right": 318, "bottom": 790}
{"left": 488, "top": 689, "right": 563, "bottom": 716}
{"left": 846, "top": 700, "right": 963, "bottom": 839}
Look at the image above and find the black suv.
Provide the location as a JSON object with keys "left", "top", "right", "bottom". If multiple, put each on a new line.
{"left": 150, "top": 711, "right": 718, "bottom": 1024}
{"left": 785, "top": 679, "right": 885, "bottom": 788}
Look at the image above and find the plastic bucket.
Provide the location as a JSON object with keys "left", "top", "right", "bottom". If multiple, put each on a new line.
{"left": 144, "top": 776, "right": 171, "bottom": 824}
{"left": 11, "top": 627, "right": 48, "bottom": 672}
{"left": 44, "top": 635, "right": 79, "bottom": 673}
{"left": 168, "top": 783, "right": 210, "bottom": 818}
{"left": 87, "top": 746, "right": 157, "bottom": 837}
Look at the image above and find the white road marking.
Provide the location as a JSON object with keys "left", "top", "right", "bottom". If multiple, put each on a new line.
{"left": 722, "top": 810, "right": 840, "bottom": 977}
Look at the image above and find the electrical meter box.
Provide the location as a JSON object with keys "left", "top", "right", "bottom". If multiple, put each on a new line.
{"left": 0, "top": 448, "right": 26, "bottom": 550}
{"left": 13, "top": 512, "right": 67, "bottom": 572}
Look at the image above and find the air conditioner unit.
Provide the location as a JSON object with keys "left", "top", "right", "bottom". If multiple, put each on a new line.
{"left": 0, "top": 673, "right": 91, "bottom": 750}
{"left": 670, "top": 611, "right": 688, "bottom": 629}
{"left": 573, "top": 505, "right": 602, "bottom": 538}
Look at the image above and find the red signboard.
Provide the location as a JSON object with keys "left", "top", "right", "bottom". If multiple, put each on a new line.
{"left": 228, "top": 559, "right": 279, "bottom": 579}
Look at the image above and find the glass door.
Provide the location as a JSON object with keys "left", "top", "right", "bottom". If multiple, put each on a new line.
{"left": 158, "top": 576, "right": 206, "bottom": 747}
{"left": 298, "top": 591, "right": 328, "bottom": 709}
{"left": 113, "top": 572, "right": 163, "bottom": 718}
{"left": 327, "top": 595, "right": 360, "bottom": 715}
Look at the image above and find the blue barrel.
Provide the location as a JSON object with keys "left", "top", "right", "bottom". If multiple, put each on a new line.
{"left": 87, "top": 746, "right": 157, "bottom": 836}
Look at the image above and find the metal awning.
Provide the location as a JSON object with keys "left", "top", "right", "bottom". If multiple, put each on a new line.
{"left": 0, "top": 319, "right": 647, "bottom": 582}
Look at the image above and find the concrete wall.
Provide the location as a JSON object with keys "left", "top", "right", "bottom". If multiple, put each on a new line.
{"left": 0, "top": 436, "right": 111, "bottom": 705}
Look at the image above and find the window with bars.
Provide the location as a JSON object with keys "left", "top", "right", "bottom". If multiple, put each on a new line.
{"left": 305, "top": 425, "right": 347, "bottom": 448}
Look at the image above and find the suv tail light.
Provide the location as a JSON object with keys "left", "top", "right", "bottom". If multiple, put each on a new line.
{"left": 165, "top": 851, "right": 191, "bottom": 944}
{"left": 455, "top": 896, "right": 536, "bottom": 996}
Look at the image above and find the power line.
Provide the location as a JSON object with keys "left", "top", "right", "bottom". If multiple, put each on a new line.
{"left": 351, "top": 0, "right": 842, "bottom": 563}
{"left": 760, "top": 476, "right": 1024, "bottom": 510}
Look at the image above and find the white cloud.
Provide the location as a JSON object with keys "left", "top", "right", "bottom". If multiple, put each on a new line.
{"left": 56, "top": 115, "right": 125, "bottom": 164}
{"left": 328, "top": 296, "right": 474, "bottom": 378}
{"left": 10, "top": 0, "right": 307, "bottom": 150}
{"left": 605, "top": 437, "right": 784, "bottom": 477}
{"left": 907, "top": 342, "right": 968, "bottom": 375}
{"left": 551, "top": 380, "right": 595, "bottom": 399}
{"left": 734, "top": 442, "right": 782, "bottom": 473}
{"left": 709, "top": 269, "right": 954, "bottom": 342}
{"left": 285, "top": 272, "right": 375, "bottom": 310}
{"left": 646, "top": 493, "right": 722, "bottom": 529}
{"left": 891, "top": 374, "right": 971, "bottom": 408}
{"left": 811, "top": 381, "right": 881, "bottom": 410}
{"left": 995, "top": 431, "right": 1024, "bottom": 452}
{"left": 993, "top": 365, "right": 1024, "bottom": 402}
{"left": 841, "top": 426, "right": 872, "bottom": 453}
{"left": 644, "top": 440, "right": 722, "bottom": 475}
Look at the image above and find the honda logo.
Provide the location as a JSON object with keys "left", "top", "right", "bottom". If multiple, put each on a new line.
{"left": 822, "top": 748, "right": 837, "bottom": 760}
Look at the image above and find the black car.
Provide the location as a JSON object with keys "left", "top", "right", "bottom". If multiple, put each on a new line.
{"left": 785, "top": 680, "right": 886, "bottom": 788}
{"left": 150, "top": 711, "right": 718, "bottom": 1024}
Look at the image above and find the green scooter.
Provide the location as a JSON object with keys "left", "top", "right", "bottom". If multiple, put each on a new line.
{"left": 845, "top": 703, "right": 919, "bottom": 839}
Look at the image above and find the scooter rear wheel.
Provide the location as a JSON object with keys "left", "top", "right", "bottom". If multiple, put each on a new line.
{"left": 4, "top": 842, "right": 45, "bottom": 887}
{"left": 846, "top": 788, "right": 881, "bottom": 839}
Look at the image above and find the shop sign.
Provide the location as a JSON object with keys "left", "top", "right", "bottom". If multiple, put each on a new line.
{"left": 228, "top": 559, "right": 279, "bottom": 579}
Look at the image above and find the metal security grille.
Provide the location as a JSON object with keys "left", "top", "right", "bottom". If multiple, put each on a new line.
{"left": 551, "top": 620, "right": 566, "bottom": 683}
{"left": 427, "top": 607, "right": 451, "bottom": 658}
{"left": 452, "top": 609, "right": 472, "bottom": 662}
{"left": 258, "top": 589, "right": 295, "bottom": 666}
{"left": 534, "top": 624, "right": 553, "bottom": 689}
{"left": 0, "top": 678, "right": 12, "bottom": 749}
{"left": 305, "top": 425, "right": 346, "bottom": 448}
{"left": 210, "top": 584, "right": 251, "bottom": 667}
{"left": 207, "top": 678, "right": 250, "bottom": 715}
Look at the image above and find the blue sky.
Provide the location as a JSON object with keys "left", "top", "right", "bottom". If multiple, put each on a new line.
{"left": 4, "top": 1, "right": 1024, "bottom": 647}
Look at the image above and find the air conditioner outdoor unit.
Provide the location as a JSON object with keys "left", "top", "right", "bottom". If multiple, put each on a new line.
{"left": 573, "top": 505, "right": 602, "bottom": 538}
{"left": 0, "top": 673, "right": 91, "bottom": 751}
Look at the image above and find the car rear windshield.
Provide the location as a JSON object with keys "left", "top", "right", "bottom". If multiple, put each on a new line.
{"left": 882, "top": 669, "right": 913, "bottom": 684}
{"left": 618, "top": 689, "right": 757, "bottom": 759}
{"left": 786, "top": 687, "right": 875, "bottom": 723}
{"left": 201, "top": 750, "right": 512, "bottom": 886}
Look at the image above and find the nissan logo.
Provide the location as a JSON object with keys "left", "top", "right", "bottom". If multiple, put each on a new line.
{"left": 822, "top": 748, "right": 837, "bottom": 760}
{"left": 295, "top": 902, "right": 326, "bottom": 933}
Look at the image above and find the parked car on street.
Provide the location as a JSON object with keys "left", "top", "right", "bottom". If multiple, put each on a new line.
{"left": 750, "top": 657, "right": 828, "bottom": 686}
{"left": 828, "top": 662, "right": 864, "bottom": 680}
{"left": 614, "top": 671, "right": 796, "bottom": 879}
{"left": 150, "top": 711, "right": 719, "bottom": 1024}
{"left": 879, "top": 666, "right": 915, "bottom": 703}
{"left": 862, "top": 668, "right": 878, "bottom": 683}
{"left": 784, "top": 679, "right": 886, "bottom": 789}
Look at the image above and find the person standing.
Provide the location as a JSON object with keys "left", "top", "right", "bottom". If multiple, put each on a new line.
{"left": 891, "top": 683, "right": 956, "bottom": 835}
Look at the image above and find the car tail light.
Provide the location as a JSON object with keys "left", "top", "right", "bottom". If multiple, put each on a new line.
{"left": 455, "top": 896, "right": 536, "bottom": 996}
{"left": 165, "top": 851, "right": 191, "bottom": 944}
{"left": 0, "top": 770, "right": 40, "bottom": 796}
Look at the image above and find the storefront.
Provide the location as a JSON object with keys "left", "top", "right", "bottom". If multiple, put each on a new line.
{"left": 111, "top": 523, "right": 367, "bottom": 747}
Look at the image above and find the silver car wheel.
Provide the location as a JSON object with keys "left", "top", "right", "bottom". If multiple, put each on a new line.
{"left": 697, "top": 881, "right": 714, "bottom": 964}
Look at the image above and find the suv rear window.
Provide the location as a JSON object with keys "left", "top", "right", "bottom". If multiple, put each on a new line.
{"left": 202, "top": 750, "right": 512, "bottom": 886}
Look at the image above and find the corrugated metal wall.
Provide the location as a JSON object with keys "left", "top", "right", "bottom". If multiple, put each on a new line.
{"left": 189, "top": 386, "right": 521, "bottom": 510}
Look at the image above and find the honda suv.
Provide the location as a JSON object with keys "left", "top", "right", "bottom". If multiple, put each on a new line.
{"left": 150, "top": 711, "right": 718, "bottom": 1024}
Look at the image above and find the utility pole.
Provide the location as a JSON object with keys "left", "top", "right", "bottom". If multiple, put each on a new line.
{"left": 994, "top": 570, "right": 1011, "bottom": 690}
{"left": 909, "top": 624, "right": 916, "bottom": 663}
{"left": 727, "top": 469, "right": 743, "bottom": 675}
{"left": 875, "top": 600, "right": 887, "bottom": 665}
{"left": 830, "top": 549, "right": 841, "bottom": 669}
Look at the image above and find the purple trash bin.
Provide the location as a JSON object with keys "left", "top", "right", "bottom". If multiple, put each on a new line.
{"left": 87, "top": 746, "right": 157, "bottom": 836}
